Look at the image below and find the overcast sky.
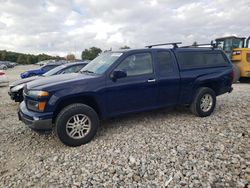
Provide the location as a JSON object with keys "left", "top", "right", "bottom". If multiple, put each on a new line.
{"left": 0, "top": 0, "right": 250, "bottom": 58}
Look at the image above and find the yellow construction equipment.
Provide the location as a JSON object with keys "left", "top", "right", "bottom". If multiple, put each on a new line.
{"left": 215, "top": 36, "right": 250, "bottom": 82}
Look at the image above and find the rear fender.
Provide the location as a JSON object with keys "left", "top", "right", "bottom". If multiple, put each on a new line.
{"left": 190, "top": 69, "right": 232, "bottom": 102}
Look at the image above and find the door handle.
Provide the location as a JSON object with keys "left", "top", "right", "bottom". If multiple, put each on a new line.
{"left": 147, "top": 79, "right": 156, "bottom": 83}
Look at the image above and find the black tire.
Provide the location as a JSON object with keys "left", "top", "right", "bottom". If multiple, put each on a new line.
{"left": 232, "top": 64, "right": 240, "bottom": 83}
{"left": 190, "top": 87, "right": 216, "bottom": 117}
{"left": 239, "top": 77, "right": 250, "bottom": 83}
{"left": 55, "top": 103, "right": 99, "bottom": 147}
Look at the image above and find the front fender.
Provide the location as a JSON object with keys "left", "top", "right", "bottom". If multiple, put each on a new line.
{"left": 46, "top": 86, "right": 102, "bottom": 113}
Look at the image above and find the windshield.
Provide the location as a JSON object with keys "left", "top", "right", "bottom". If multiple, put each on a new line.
{"left": 232, "top": 39, "right": 244, "bottom": 49}
{"left": 217, "top": 38, "right": 244, "bottom": 51}
{"left": 80, "top": 52, "right": 123, "bottom": 74}
{"left": 43, "top": 65, "right": 66, "bottom": 77}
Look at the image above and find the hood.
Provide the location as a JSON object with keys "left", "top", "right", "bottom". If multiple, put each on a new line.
{"left": 26, "top": 73, "right": 96, "bottom": 90}
{"left": 10, "top": 76, "right": 40, "bottom": 87}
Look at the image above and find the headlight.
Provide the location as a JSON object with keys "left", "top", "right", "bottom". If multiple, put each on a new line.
{"left": 27, "top": 100, "right": 47, "bottom": 112}
{"left": 26, "top": 90, "right": 49, "bottom": 112}
{"left": 232, "top": 51, "right": 241, "bottom": 55}
{"left": 27, "top": 90, "right": 49, "bottom": 98}
{"left": 10, "top": 84, "right": 25, "bottom": 92}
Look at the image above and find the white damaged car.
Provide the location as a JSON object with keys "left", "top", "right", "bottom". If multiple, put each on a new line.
{"left": 0, "top": 70, "right": 9, "bottom": 86}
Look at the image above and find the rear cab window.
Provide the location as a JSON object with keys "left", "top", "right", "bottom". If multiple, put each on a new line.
{"left": 156, "top": 51, "right": 174, "bottom": 75}
{"left": 176, "top": 50, "right": 229, "bottom": 69}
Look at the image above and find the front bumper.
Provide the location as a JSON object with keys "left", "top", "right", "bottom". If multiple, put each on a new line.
{"left": 20, "top": 73, "right": 29, "bottom": 79}
{"left": 18, "top": 101, "right": 53, "bottom": 131}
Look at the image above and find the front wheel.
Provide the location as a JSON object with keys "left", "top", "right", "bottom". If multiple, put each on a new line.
{"left": 190, "top": 87, "right": 216, "bottom": 117}
{"left": 55, "top": 103, "right": 99, "bottom": 147}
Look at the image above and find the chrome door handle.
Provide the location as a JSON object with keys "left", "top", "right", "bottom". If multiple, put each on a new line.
{"left": 147, "top": 79, "right": 156, "bottom": 83}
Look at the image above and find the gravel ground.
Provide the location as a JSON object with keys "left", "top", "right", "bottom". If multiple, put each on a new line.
{"left": 0, "top": 65, "right": 249, "bottom": 188}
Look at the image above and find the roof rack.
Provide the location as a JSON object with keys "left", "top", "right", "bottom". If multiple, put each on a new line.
{"left": 181, "top": 41, "right": 217, "bottom": 49}
{"left": 145, "top": 42, "right": 182, "bottom": 49}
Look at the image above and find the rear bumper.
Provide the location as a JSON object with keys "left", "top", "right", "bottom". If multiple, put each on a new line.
{"left": 18, "top": 101, "right": 53, "bottom": 131}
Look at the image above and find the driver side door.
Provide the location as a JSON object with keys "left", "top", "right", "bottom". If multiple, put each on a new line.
{"left": 105, "top": 52, "right": 157, "bottom": 117}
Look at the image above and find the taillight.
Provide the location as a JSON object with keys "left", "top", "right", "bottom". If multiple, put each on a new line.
{"left": 0, "top": 72, "right": 5, "bottom": 76}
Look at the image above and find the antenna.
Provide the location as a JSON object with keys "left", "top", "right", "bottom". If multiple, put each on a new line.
{"left": 145, "top": 42, "right": 182, "bottom": 49}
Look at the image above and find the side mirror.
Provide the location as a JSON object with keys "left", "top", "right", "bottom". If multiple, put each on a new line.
{"left": 111, "top": 70, "right": 127, "bottom": 81}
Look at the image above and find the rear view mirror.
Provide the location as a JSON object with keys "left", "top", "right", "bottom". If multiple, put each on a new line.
{"left": 111, "top": 70, "right": 127, "bottom": 81}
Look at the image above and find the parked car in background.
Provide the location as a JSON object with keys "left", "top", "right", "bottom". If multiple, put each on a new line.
{"left": 0, "top": 61, "right": 15, "bottom": 68}
{"left": 9, "top": 61, "right": 88, "bottom": 102}
{"left": 0, "top": 64, "right": 8, "bottom": 70}
{"left": 20, "top": 62, "right": 65, "bottom": 78}
{"left": 18, "top": 44, "right": 233, "bottom": 146}
{"left": 36, "top": 60, "right": 56, "bottom": 66}
{"left": 9, "top": 62, "right": 18, "bottom": 67}
{"left": 36, "top": 60, "right": 68, "bottom": 66}
{"left": 0, "top": 70, "right": 9, "bottom": 86}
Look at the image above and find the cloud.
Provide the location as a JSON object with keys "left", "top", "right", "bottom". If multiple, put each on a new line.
{"left": 0, "top": 0, "right": 249, "bottom": 58}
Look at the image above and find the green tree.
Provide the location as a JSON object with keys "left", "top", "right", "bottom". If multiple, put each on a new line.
{"left": 6, "top": 51, "right": 19, "bottom": 62}
{"left": 17, "top": 55, "right": 27, "bottom": 64}
{"left": 66, "top": 54, "right": 76, "bottom": 61}
{"left": 0, "top": 50, "right": 64, "bottom": 64}
{"left": 0, "top": 50, "right": 7, "bottom": 61}
{"left": 37, "top": 53, "right": 51, "bottom": 62}
{"left": 81, "top": 47, "right": 102, "bottom": 60}
{"left": 26, "top": 55, "right": 33, "bottom": 64}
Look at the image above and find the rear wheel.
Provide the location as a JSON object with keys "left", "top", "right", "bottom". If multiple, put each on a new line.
{"left": 55, "top": 103, "right": 99, "bottom": 147}
{"left": 190, "top": 87, "right": 216, "bottom": 117}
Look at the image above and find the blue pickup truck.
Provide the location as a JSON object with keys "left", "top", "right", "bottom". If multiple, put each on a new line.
{"left": 18, "top": 45, "right": 233, "bottom": 146}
